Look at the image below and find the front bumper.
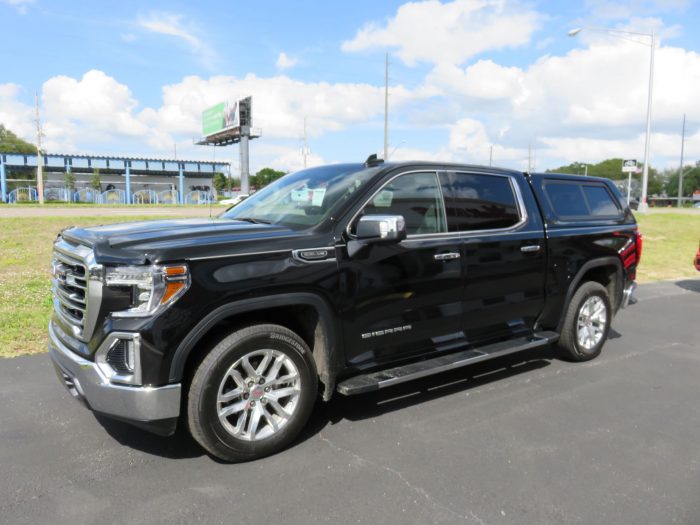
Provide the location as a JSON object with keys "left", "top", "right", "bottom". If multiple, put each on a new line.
{"left": 48, "top": 321, "right": 181, "bottom": 426}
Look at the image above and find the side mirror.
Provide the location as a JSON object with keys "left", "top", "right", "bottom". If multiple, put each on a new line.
{"left": 356, "top": 215, "right": 407, "bottom": 243}
{"left": 348, "top": 215, "right": 406, "bottom": 258}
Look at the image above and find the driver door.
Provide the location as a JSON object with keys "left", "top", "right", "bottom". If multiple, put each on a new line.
{"left": 336, "top": 170, "right": 466, "bottom": 369}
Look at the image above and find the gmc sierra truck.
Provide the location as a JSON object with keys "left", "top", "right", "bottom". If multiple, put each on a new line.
{"left": 49, "top": 157, "right": 640, "bottom": 462}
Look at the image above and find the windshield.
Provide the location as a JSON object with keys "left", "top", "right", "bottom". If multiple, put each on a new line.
{"left": 222, "top": 163, "right": 381, "bottom": 229}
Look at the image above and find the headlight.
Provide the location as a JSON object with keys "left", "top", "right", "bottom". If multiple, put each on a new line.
{"left": 104, "top": 264, "right": 190, "bottom": 317}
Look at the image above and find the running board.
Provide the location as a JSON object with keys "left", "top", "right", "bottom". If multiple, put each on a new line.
{"left": 337, "top": 331, "right": 559, "bottom": 396}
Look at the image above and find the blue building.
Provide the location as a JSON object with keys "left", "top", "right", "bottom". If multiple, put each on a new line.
{"left": 0, "top": 152, "right": 231, "bottom": 204}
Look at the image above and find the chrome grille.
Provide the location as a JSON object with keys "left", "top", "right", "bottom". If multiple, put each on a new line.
{"left": 52, "top": 251, "right": 87, "bottom": 330}
{"left": 51, "top": 238, "right": 101, "bottom": 342}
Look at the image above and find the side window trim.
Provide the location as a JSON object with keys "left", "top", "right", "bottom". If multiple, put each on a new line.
{"left": 444, "top": 170, "right": 529, "bottom": 235}
{"left": 543, "top": 180, "right": 622, "bottom": 220}
{"left": 346, "top": 169, "right": 453, "bottom": 239}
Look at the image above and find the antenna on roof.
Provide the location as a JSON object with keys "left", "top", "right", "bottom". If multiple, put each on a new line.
{"left": 365, "top": 154, "right": 384, "bottom": 168}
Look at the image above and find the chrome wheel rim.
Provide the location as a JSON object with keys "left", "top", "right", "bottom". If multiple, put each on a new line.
{"left": 576, "top": 296, "right": 607, "bottom": 351}
{"left": 217, "top": 349, "right": 301, "bottom": 441}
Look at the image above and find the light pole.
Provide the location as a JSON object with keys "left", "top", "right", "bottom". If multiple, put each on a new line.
{"left": 568, "top": 26, "right": 655, "bottom": 212}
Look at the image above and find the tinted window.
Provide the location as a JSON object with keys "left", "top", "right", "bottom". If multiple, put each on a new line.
{"left": 583, "top": 185, "right": 620, "bottom": 216}
{"left": 360, "top": 172, "right": 446, "bottom": 235}
{"left": 544, "top": 183, "right": 589, "bottom": 217}
{"left": 442, "top": 173, "right": 520, "bottom": 232}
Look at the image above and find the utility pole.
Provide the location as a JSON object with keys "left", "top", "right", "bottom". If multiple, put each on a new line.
{"left": 489, "top": 145, "right": 493, "bottom": 167}
{"left": 34, "top": 93, "right": 45, "bottom": 205}
{"left": 302, "top": 116, "right": 309, "bottom": 168}
{"left": 677, "top": 113, "right": 686, "bottom": 208}
{"left": 527, "top": 142, "right": 532, "bottom": 173}
{"left": 384, "top": 52, "right": 389, "bottom": 160}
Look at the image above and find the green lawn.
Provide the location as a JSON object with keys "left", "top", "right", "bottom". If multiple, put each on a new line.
{"left": 0, "top": 213, "right": 697, "bottom": 357}
{"left": 635, "top": 213, "right": 699, "bottom": 282}
{"left": 0, "top": 216, "right": 184, "bottom": 357}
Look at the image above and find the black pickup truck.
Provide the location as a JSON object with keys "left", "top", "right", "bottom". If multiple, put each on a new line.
{"left": 49, "top": 157, "right": 641, "bottom": 461}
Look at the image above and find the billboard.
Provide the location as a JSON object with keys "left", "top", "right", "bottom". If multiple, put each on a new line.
{"left": 202, "top": 100, "right": 240, "bottom": 137}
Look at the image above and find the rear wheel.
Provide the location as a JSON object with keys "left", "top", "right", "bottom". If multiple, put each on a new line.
{"left": 557, "top": 281, "right": 611, "bottom": 362}
{"left": 187, "top": 324, "right": 317, "bottom": 462}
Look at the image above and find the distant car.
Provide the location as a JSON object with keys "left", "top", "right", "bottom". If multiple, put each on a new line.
{"left": 695, "top": 241, "right": 700, "bottom": 272}
{"left": 693, "top": 202, "right": 700, "bottom": 209}
{"left": 219, "top": 194, "right": 249, "bottom": 207}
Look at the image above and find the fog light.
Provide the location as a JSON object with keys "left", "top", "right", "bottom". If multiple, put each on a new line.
{"left": 97, "top": 334, "right": 142, "bottom": 385}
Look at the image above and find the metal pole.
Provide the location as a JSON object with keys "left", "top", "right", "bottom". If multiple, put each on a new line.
{"left": 35, "top": 93, "right": 44, "bottom": 205}
{"left": 125, "top": 163, "right": 131, "bottom": 204}
{"left": 638, "top": 32, "right": 655, "bottom": 212}
{"left": 584, "top": 164, "right": 588, "bottom": 177}
{"left": 303, "top": 116, "right": 308, "bottom": 168}
{"left": 178, "top": 164, "right": 185, "bottom": 205}
{"left": 0, "top": 161, "right": 6, "bottom": 203}
{"left": 384, "top": 52, "right": 389, "bottom": 160}
{"left": 677, "top": 113, "right": 686, "bottom": 207}
{"left": 240, "top": 132, "right": 250, "bottom": 195}
{"left": 627, "top": 172, "right": 632, "bottom": 205}
{"left": 489, "top": 145, "right": 493, "bottom": 167}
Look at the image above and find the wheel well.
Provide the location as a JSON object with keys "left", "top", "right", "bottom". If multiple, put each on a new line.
{"left": 181, "top": 304, "right": 332, "bottom": 397}
{"left": 576, "top": 264, "right": 620, "bottom": 309}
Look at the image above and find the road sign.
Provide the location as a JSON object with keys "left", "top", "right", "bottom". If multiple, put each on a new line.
{"left": 622, "top": 159, "right": 638, "bottom": 173}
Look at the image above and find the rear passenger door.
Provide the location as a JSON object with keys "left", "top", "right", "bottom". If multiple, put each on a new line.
{"left": 439, "top": 171, "right": 547, "bottom": 345}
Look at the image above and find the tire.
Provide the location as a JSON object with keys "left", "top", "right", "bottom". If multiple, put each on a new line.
{"left": 187, "top": 324, "right": 318, "bottom": 462}
{"left": 557, "top": 281, "right": 611, "bottom": 362}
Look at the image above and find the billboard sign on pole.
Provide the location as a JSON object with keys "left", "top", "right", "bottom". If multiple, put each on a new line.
{"left": 202, "top": 100, "right": 240, "bottom": 137}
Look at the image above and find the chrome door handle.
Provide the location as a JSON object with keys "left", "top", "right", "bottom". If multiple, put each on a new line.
{"left": 434, "top": 252, "right": 460, "bottom": 261}
{"left": 521, "top": 245, "right": 541, "bottom": 253}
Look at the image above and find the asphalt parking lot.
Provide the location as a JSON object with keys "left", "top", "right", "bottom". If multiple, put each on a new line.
{"left": 1, "top": 279, "right": 699, "bottom": 525}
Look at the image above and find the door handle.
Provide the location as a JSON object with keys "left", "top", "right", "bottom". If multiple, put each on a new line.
{"left": 434, "top": 252, "right": 460, "bottom": 261}
{"left": 520, "top": 245, "right": 541, "bottom": 253}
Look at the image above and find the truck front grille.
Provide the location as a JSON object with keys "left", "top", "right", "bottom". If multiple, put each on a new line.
{"left": 51, "top": 238, "right": 102, "bottom": 342}
{"left": 52, "top": 251, "right": 88, "bottom": 331}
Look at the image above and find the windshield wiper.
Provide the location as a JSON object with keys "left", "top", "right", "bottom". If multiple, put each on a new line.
{"left": 234, "top": 217, "right": 274, "bottom": 225}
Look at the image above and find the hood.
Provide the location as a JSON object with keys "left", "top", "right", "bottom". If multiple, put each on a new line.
{"left": 61, "top": 218, "right": 306, "bottom": 265}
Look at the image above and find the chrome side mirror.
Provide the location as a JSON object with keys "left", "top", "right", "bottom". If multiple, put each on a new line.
{"left": 356, "top": 215, "right": 407, "bottom": 243}
{"left": 348, "top": 215, "right": 406, "bottom": 258}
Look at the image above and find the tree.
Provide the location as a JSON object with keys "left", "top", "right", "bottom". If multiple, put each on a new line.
{"left": 546, "top": 158, "right": 666, "bottom": 196}
{"left": 664, "top": 164, "right": 700, "bottom": 199}
{"left": 90, "top": 168, "right": 102, "bottom": 191}
{"left": 251, "top": 167, "right": 285, "bottom": 189}
{"left": 64, "top": 171, "right": 76, "bottom": 191}
{"left": 0, "top": 124, "right": 36, "bottom": 154}
{"left": 212, "top": 172, "right": 227, "bottom": 194}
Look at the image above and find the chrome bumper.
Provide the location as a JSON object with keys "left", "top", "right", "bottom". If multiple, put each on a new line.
{"left": 621, "top": 281, "right": 638, "bottom": 308}
{"left": 48, "top": 322, "right": 181, "bottom": 422}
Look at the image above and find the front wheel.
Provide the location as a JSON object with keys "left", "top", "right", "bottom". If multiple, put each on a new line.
{"left": 187, "top": 324, "right": 317, "bottom": 462}
{"left": 557, "top": 281, "right": 611, "bottom": 362}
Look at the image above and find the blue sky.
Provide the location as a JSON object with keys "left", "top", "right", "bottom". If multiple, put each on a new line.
{"left": 1, "top": 0, "right": 699, "bottom": 174}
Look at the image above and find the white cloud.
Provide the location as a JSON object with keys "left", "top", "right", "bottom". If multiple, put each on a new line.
{"left": 121, "top": 33, "right": 138, "bottom": 43}
{"left": 276, "top": 52, "right": 298, "bottom": 70}
{"left": 138, "top": 12, "right": 217, "bottom": 69}
{"left": 0, "top": 83, "right": 34, "bottom": 139}
{"left": 143, "top": 73, "right": 419, "bottom": 141}
{"left": 1, "top": 0, "right": 34, "bottom": 15}
{"left": 342, "top": 0, "right": 542, "bottom": 66}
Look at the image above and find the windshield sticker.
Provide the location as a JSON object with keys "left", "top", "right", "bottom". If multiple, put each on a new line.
{"left": 291, "top": 187, "right": 326, "bottom": 206}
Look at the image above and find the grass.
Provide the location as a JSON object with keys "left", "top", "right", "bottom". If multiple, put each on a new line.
{"left": 635, "top": 213, "right": 700, "bottom": 282}
{"left": 0, "top": 216, "right": 184, "bottom": 358}
{"left": 0, "top": 213, "right": 697, "bottom": 358}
